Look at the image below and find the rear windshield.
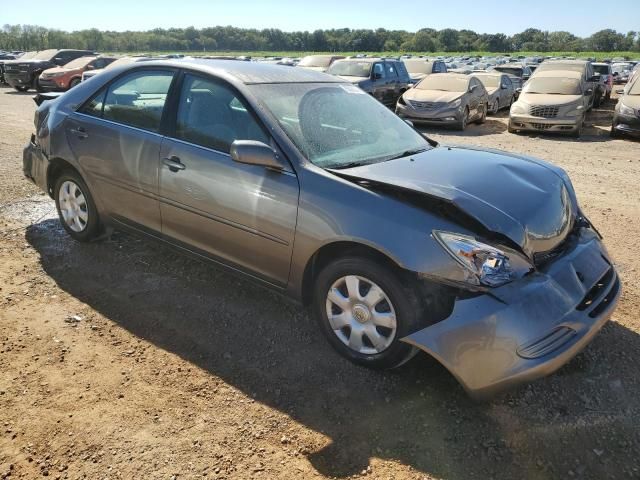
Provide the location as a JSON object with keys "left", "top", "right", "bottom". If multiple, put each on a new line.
{"left": 403, "top": 60, "right": 432, "bottom": 74}
{"left": 523, "top": 77, "right": 582, "bottom": 95}
{"left": 327, "top": 61, "right": 371, "bottom": 77}
{"left": 593, "top": 64, "right": 610, "bottom": 75}
{"left": 416, "top": 75, "right": 469, "bottom": 92}
{"left": 474, "top": 75, "right": 500, "bottom": 87}
{"left": 299, "top": 56, "right": 332, "bottom": 68}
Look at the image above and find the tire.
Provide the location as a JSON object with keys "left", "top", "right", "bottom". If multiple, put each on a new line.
{"left": 476, "top": 103, "right": 487, "bottom": 124}
{"left": 490, "top": 98, "right": 499, "bottom": 114}
{"left": 456, "top": 107, "right": 469, "bottom": 131}
{"left": 33, "top": 76, "right": 44, "bottom": 93}
{"left": 508, "top": 120, "right": 517, "bottom": 134}
{"left": 53, "top": 170, "right": 102, "bottom": 242}
{"left": 571, "top": 118, "right": 584, "bottom": 138}
{"left": 610, "top": 126, "right": 620, "bottom": 138}
{"left": 69, "top": 77, "right": 81, "bottom": 89}
{"left": 312, "top": 257, "right": 428, "bottom": 370}
{"left": 13, "top": 85, "right": 29, "bottom": 92}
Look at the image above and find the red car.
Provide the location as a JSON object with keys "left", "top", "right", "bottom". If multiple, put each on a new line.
{"left": 38, "top": 56, "right": 116, "bottom": 91}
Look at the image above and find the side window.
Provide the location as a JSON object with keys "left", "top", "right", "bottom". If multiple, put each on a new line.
{"left": 503, "top": 76, "right": 512, "bottom": 88}
{"left": 101, "top": 70, "right": 174, "bottom": 132}
{"left": 79, "top": 89, "right": 106, "bottom": 118}
{"left": 386, "top": 63, "right": 398, "bottom": 78}
{"left": 175, "top": 74, "right": 269, "bottom": 153}
{"left": 373, "top": 63, "right": 385, "bottom": 78}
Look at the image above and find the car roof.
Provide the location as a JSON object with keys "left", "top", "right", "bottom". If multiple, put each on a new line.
{"left": 531, "top": 70, "right": 583, "bottom": 79}
{"left": 139, "top": 58, "right": 343, "bottom": 84}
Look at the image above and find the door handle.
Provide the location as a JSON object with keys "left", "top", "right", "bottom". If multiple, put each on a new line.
{"left": 163, "top": 156, "right": 185, "bottom": 172}
{"left": 70, "top": 126, "right": 88, "bottom": 139}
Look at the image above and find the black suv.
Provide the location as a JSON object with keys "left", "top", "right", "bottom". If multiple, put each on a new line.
{"left": 3, "top": 49, "right": 94, "bottom": 92}
{"left": 326, "top": 58, "right": 411, "bottom": 107}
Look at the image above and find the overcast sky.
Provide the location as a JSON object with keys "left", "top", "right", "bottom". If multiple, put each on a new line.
{"left": 2, "top": 0, "right": 638, "bottom": 37}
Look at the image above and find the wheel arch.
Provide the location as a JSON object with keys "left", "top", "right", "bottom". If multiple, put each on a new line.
{"left": 46, "top": 157, "right": 82, "bottom": 198}
{"left": 300, "top": 240, "right": 404, "bottom": 306}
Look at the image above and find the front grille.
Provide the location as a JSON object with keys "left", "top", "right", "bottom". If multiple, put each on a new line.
{"left": 530, "top": 105, "right": 559, "bottom": 118}
{"left": 409, "top": 100, "right": 444, "bottom": 110}
{"left": 530, "top": 122, "right": 553, "bottom": 130}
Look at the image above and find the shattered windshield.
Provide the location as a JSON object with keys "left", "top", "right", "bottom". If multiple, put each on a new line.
{"left": 251, "top": 83, "right": 431, "bottom": 169}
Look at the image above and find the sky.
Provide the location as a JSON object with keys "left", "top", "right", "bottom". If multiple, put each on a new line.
{"left": 1, "top": 0, "right": 638, "bottom": 37}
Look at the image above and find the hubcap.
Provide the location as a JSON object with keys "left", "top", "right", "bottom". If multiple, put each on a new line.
{"left": 58, "top": 180, "right": 88, "bottom": 232}
{"left": 325, "top": 275, "right": 397, "bottom": 355}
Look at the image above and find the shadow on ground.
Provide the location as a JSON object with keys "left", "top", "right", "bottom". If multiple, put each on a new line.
{"left": 25, "top": 219, "right": 640, "bottom": 479}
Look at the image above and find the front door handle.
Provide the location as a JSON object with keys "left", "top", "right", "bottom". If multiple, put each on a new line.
{"left": 70, "top": 126, "right": 88, "bottom": 139}
{"left": 163, "top": 156, "right": 185, "bottom": 172}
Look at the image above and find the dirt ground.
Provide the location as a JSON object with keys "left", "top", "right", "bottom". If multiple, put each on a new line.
{"left": 0, "top": 84, "right": 639, "bottom": 480}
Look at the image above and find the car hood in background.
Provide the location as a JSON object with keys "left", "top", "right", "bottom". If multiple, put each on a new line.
{"left": 620, "top": 95, "right": 640, "bottom": 110}
{"left": 335, "top": 75, "right": 368, "bottom": 84}
{"left": 403, "top": 89, "right": 464, "bottom": 103}
{"left": 519, "top": 93, "right": 583, "bottom": 106}
{"left": 335, "top": 146, "right": 576, "bottom": 257}
{"left": 42, "top": 66, "right": 72, "bottom": 75}
{"left": 299, "top": 66, "right": 328, "bottom": 72}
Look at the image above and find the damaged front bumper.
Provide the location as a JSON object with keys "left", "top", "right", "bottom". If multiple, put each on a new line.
{"left": 509, "top": 114, "right": 582, "bottom": 134}
{"left": 402, "top": 227, "right": 620, "bottom": 399}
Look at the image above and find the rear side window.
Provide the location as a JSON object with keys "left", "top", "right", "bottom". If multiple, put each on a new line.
{"left": 386, "top": 62, "right": 398, "bottom": 78}
{"left": 174, "top": 74, "right": 269, "bottom": 153}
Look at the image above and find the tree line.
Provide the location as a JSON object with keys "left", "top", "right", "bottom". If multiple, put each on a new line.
{"left": 1, "top": 24, "right": 638, "bottom": 53}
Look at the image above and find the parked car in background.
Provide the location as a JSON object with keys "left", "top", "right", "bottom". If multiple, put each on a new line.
{"left": 1, "top": 50, "right": 37, "bottom": 84}
{"left": 612, "top": 63, "right": 632, "bottom": 84}
{"left": 490, "top": 64, "right": 533, "bottom": 93}
{"left": 509, "top": 70, "right": 590, "bottom": 137}
{"left": 326, "top": 58, "right": 410, "bottom": 107}
{"left": 23, "top": 59, "right": 619, "bottom": 399}
{"left": 472, "top": 72, "right": 516, "bottom": 114}
{"left": 533, "top": 60, "right": 598, "bottom": 108}
{"left": 297, "top": 55, "right": 345, "bottom": 72}
{"left": 402, "top": 59, "right": 447, "bottom": 84}
{"left": 396, "top": 73, "right": 488, "bottom": 129}
{"left": 3, "top": 49, "right": 94, "bottom": 92}
{"left": 592, "top": 62, "right": 613, "bottom": 102}
{"left": 38, "top": 56, "right": 116, "bottom": 91}
{"left": 611, "top": 75, "right": 640, "bottom": 138}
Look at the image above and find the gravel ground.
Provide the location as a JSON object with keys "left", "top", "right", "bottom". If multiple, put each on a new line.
{"left": 0, "top": 84, "right": 639, "bottom": 480}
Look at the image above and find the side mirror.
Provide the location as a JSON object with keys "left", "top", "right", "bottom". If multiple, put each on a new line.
{"left": 585, "top": 88, "right": 593, "bottom": 95}
{"left": 516, "top": 87, "right": 522, "bottom": 94}
{"left": 230, "top": 140, "right": 285, "bottom": 171}
{"left": 469, "top": 84, "right": 477, "bottom": 92}
{"left": 53, "top": 57, "right": 64, "bottom": 65}
{"left": 373, "top": 72, "right": 382, "bottom": 80}
{"left": 501, "top": 83, "right": 508, "bottom": 89}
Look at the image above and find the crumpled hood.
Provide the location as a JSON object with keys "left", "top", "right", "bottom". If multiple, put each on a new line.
{"left": 404, "top": 89, "right": 463, "bottom": 103}
{"left": 338, "top": 146, "right": 577, "bottom": 257}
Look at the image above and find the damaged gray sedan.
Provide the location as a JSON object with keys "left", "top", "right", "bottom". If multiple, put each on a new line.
{"left": 23, "top": 59, "right": 620, "bottom": 399}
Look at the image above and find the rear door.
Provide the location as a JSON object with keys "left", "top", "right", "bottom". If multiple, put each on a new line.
{"left": 158, "top": 72, "right": 299, "bottom": 285}
{"left": 66, "top": 68, "right": 176, "bottom": 232}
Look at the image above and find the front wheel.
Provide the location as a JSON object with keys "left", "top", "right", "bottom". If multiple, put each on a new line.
{"left": 13, "top": 85, "right": 29, "bottom": 92}
{"left": 476, "top": 103, "right": 487, "bottom": 124}
{"left": 313, "top": 257, "right": 427, "bottom": 369}
{"left": 69, "top": 78, "right": 81, "bottom": 89}
{"left": 54, "top": 170, "right": 102, "bottom": 242}
{"left": 456, "top": 107, "right": 469, "bottom": 131}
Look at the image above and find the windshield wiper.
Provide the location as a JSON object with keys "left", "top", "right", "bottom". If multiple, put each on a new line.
{"left": 386, "top": 147, "right": 430, "bottom": 161}
{"left": 326, "top": 161, "right": 370, "bottom": 170}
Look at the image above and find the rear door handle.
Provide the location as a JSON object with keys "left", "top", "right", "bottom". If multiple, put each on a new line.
{"left": 163, "top": 156, "right": 185, "bottom": 172}
{"left": 70, "top": 126, "right": 88, "bottom": 139}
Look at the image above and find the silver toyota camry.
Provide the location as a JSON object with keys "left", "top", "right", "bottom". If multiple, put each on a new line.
{"left": 23, "top": 59, "right": 620, "bottom": 399}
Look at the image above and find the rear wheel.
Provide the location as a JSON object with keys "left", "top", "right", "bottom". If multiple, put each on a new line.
{"left": 54, "top": 170, "right": 102, "bottom": 242}
{"left": 13, "top": 85, "right": 28, "bottom": 92}
{"left": 476, "top": 103, "right": 487, "bottom": 124}
{"left": 313, "top": 257, "right": 428, "bottom": 369}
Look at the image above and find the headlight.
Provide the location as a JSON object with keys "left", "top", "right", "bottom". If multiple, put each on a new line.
{"left": 619, "top": 102, "right": 635, "bottom": 116}
{"left": 452, "top": 98, "right": 462, "bottom": 108}
{"left": 433, "top": 231, "right": 530, "bottom": 287}
{"left": 510, "top": 103, "right": 526, "bottom": 114}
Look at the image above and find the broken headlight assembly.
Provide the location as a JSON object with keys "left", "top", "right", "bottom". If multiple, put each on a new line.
{"left": 433, "top": 231, "right": 532, "bottom": 288}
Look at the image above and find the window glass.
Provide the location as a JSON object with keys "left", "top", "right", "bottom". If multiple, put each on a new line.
{"left": 79, "top": 89, "right": 106, "bottom": 117}
{"left": 102, "top": 70, "right": 173, "bottom": 132}
{"left": 373, "top": 63, "right": 385, "bottom": 78}
{"left": 175, "top": 74, "right": 268, "bottom": 153}
{"left": 386, "top": 63, "right": 398, "bottom": 78}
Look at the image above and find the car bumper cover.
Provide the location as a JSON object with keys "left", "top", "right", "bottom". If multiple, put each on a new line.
{"left": 510, "top": 114, "right": 582, "bottom": 133}
{"left": 401, "top": 228, "right": 620, "bottom": 399}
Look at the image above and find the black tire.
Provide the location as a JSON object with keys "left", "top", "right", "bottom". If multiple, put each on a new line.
{"left": 69, "top": 77, "right": 81, "bottom": 89}
{"left": 456, "top": 107, "right": 469, "bottom": 131}
{"left": 33, "top": 76, "right": 44, "bottom": 93}
{"left": 53, "top": 169, "right": 102, "bottom": 242}
{"left": 13, "top": 85, "right": 29, "bottom": 92}
{"left": 490, "top": 98, "right": 499, "bottom": 114}
{"left": 610, "top": 126, "right": 620, "bottom": 138}
{"left": 571, "top": 118, "right": 584, "bottom": 138}
{"left": 476, "top": 103, "right": 487, "bottom": 124}
{"left": 313, "top": 257, "right": 429, "bottom": 370}
{"left": 508, "top": 120, "right": 517, "bottom": 134}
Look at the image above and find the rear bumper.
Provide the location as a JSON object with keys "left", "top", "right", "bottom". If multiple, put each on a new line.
{"left": 402, "top": 228, "right": 620, "bottom": 399}
{"left": 23, "top": 137, "right": 49, "bottom": 193}
{"left": 509, "top": 114, "right": 582, "bottom": 133}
